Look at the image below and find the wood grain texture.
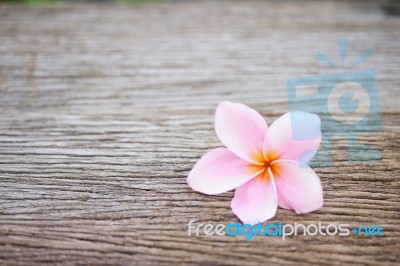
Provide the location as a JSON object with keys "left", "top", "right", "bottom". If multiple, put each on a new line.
{"left": 0, "top": 1, "right": 399, "bottom": 265}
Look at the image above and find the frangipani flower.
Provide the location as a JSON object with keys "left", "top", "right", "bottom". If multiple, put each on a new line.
{"left": 187, "top": 101, "right": 323, "bottom": 225}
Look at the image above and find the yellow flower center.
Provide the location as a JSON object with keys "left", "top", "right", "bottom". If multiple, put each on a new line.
{"left": 253, "top": 151, "right": 280, "bottom": 181}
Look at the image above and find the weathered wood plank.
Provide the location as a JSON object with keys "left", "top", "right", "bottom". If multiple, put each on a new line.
{"left": 0, "top": 1, "right": 399, "bottom": 265}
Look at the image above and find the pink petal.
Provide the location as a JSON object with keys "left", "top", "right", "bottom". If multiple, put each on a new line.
{"left": 263, "top": 111, "right": 321, "bottom": 163}
{"left": 187, "top": 147, "right": 264, "bottom": 195}
{"left": 231, "top": 170, "right": 278, "bottom": 225}
{"left": 215, "top": 101, "right": 267, "bottom": 165}
{"left": 271, "top": 159, "right": 323, "bottom": 213}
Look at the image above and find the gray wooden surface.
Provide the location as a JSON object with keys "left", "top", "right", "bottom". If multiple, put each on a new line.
{"left": 0, "top": 1, "right": 399, "bottom": 265}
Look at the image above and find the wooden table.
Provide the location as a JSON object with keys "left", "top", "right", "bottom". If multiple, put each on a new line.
{"left": 0, "top": 1, "right": 399, "bottom": 265}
